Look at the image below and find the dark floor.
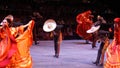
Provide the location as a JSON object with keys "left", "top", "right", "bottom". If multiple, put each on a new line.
{"left": 30, "top": 40, "right": 112, "bottom": 68}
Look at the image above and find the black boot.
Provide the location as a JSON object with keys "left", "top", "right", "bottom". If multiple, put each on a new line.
{"left": 92, "top": 61, "right": 99, "bottom": 66}
{"left": 99, "top": 63, "right": 103, "bottom": 66}
{"left": 54, "top": 54, "right": 59, "bottom": 58}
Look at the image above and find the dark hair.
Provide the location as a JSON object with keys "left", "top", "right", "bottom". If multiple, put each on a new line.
{"left": 6, "top": 19, "right": 13, "bottom": 27}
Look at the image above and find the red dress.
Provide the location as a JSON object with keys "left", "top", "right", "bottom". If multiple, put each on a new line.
{"left": 76, "top": 10, "right": 93, "bottom": 41}
{"left": 0, "top": 23, "right": 17, "bottom": 67}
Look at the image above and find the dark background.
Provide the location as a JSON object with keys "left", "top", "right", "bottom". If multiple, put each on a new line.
{"left": 0, "top": 0, "right": 120, "bottom": 19}
{"left": 0, "top": 0, "right": 119, "bottom": 40}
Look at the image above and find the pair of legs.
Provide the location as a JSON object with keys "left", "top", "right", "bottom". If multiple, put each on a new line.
{"left": 93, "top": 42, "right": 104, "bottom": 65}
{"left": 33, "top": 25, "right": 38, "bottom": 45}
{"left": 92, "top": 39, "right": 97, "bottom": 48}
{"left": 54, "top": 42, "right": 60, "bottom": 58}
{"left": 100, "top": 38, "right": 110, "bottom": 65}
{"left": 92, "top": 33, "right": 98, "bottom": 48}
{"left": 54, "top": 36, "right": 60, "bottom": 58}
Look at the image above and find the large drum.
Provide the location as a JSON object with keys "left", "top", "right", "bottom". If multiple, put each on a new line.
{"left": 76, "top": 10, "right": 93, "bottom": 41}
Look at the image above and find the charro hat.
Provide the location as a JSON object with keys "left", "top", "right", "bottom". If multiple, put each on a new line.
{"left": 86, "top": 25, "right": 100, "bottom": 33}
{"left": 43, "top": 19, "right": 57, "bottom": 32}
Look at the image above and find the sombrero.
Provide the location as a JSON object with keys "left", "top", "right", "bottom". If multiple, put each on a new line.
{"left": 86, "top": 25, "right": 100, "bottom": 33}
{"left": 43, "top": 19, "right": 57, "bottom": 32}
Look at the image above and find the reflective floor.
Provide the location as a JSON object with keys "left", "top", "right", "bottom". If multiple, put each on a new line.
{"left": 30, "top": 40, "right": 112, "bottom": 68}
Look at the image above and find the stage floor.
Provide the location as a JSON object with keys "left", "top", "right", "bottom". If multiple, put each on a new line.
{"left": 30, "top": 40, "right": 112, "bottom": 68}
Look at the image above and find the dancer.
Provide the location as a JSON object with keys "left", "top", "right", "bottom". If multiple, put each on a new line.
{"left": 91, "top": 15, "right": 107, "bottom": 48}
{"left": 104, "top": 17, "right": 120, "bottom": 68}
{"left": 32, "top": 11, "right": 43, "bottom": 45}
{"left": 87, "top": 15, "right": 110, "bottom": 65}
{"left": 43, "top": 19, "right": 63, "bottom": 58}
{"left": 0, "top": 15, "right": 34, "bottom": 68}
{"left": 76, "top": 10, "right": 94, "bottom": 47}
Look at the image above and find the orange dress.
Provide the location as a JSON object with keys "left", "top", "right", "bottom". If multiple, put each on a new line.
{"left": 0, "top": 20, "right": 34, "bottom": 68}
{"left": 104, "top": 19, "right": 120, "bottom": 68}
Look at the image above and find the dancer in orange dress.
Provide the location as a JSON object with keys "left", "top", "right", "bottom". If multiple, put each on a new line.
{"left": 104, "top": 18, "right": 120, "bottom": 68}
{"left": 0, "top": 15, "right": 34, "bottom": 68}
{"left": 0, "top": 15, "right": 17, "bottom": 68}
